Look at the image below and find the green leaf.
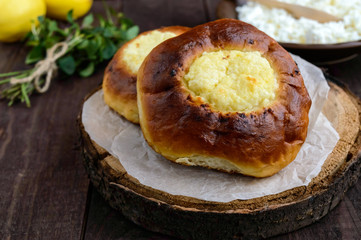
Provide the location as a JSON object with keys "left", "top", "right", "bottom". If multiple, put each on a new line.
{"left": 0, "top": 78, "right": 11, "bottom": 84}
{"left": 26, "top": 45, "right": 45, "bottom": 64}
{"left": 103, "top": 27, "right": 113, "bottom": 38}
{"left": 44, "top": 36, "right": 63, "bottom": 49}
{"left": 86, "top": 39, "right": 100, "bottom": 58}
{"left": 125, "top": 25, "right": 139, "bottom": 40}
{"left": 101, "top": 39, "right": 117, "bottom": 60}
{"left": 20, "top": 83, "right": 31, "bottom": 107}
{"left": 26, "top": 40, "right": 40, "bottom": 47}
{"left": 97, "top": 15, "right": 106, "bottom": 27}
{"left": 119, "top": 18, "right": 134, "bottom": 30}
{"left": 111, "top": 30, "right": 123, "bottom": 40}
{"left": 76, "top": 39, "right": 89, "bottom": 50}
{"left": 82, "top": 14, "right": 94, "bottom": 28}
{"left": 104, "top": 2, "right": 113, "bottom": 24}
{"left": 49, "top": 20, "right": 58, "bottom": 32}
{"left": 55, "top": 28, "right": 67, "bottom": 37}
{"left": 57, "top": 55, "right": 76, "bottom": 75}
{"left": 79, "top": 62, "right": 95, "bottom": 77}
{"left": 37, "top": 15, "right": 45, "bottom": 24}
{"left": 95, "top": 34, "right": 104, "bottom": 47}
{"left": 0, "top": 71, "right": 25, "bottom": 78}
{"left": 67, "top": 10, "right": 75, "bottom": 23}
{"left": 109, "top": 8, "right": 117, "bottom": 16}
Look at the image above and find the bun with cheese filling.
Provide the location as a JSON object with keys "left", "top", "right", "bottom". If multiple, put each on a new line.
{"left": 137, "top": 19, "right": 311, "bottom": 177}
{"left": 103, "top": 26, "right": 190, "bottom": 123}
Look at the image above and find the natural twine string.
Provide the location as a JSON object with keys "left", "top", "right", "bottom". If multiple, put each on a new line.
{"left": 10, "top": 42, "right": 69, "bottom": 93}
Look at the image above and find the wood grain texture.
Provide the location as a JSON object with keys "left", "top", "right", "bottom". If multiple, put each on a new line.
{"left": 328, "top": 56, "right": 361, "bottom": 97}
{"left": 123, "top": 0, "right": 208, "bottom": 31}
{"left": 204, "top": 0, "right": 222, "bottom": 21}
{"left": 0, "top": 40, "right": 95, "bottom": 239}
{"left": 0, "top": 4, "right": 122, "bottom": 239}
{"left": 83, "top": 186, "right": 176, "bottom": 239}
{"left": 0, "top": 2, "right": 112, "bottom": 236}
{"left": 1, "top": 0, "right": 361, "bottom": 239}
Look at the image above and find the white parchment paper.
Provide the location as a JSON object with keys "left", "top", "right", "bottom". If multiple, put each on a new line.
{"left": 82, "top": 55, "right": 339, "bottom": 202}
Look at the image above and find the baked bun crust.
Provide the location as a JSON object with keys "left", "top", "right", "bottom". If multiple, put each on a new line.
{"left": 137, "top": 19, "right": 312, "bottom": 178}
{"left": 103, "top": 26, "right": 190, "bottom": 123}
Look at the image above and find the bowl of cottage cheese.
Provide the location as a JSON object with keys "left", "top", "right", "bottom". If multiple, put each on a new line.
{"left": 217, "top": 0, "right": 361, "bottom": 64}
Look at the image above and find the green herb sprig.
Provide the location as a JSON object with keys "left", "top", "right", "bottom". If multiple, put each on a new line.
{"left": 0, "top": 8, "right": 139, "bottom": 107}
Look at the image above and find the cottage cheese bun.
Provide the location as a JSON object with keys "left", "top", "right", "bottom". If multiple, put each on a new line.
{"left": 137, "top": 19, "right": 311, "bottom": 178}
{"left": 103, "top": 26, "right": 190, "bottom": 123}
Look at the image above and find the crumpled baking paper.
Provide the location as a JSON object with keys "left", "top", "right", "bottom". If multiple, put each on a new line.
{"left": 82, "top": 55, "right": 339, "bottom": 202}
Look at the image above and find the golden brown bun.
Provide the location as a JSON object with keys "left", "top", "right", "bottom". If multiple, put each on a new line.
{"left": 103, "top": 26, "right": 190, "bottom": 124}
{"left": 137, "top": 19, "right": 312, "bottom": 177}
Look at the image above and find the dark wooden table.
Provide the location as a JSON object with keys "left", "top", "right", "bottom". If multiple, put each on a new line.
{"left": 1, "top": 0, "right": 361, "bottom": 239}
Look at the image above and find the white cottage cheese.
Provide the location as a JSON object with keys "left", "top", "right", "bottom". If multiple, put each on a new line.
{"left": 236, "top": 0, "right": 361, "bottom": 44}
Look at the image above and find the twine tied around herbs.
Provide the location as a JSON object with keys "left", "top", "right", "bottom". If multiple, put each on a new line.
{"left": 10, "top": 42, "right": 69, "bottom": 93}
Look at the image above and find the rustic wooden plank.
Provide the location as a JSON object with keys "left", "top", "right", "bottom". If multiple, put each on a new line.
{"left": 83, "top": 186, "right": 175, "bottom": 239}
{"left": 0, "top": 1, "right": 122, "bottom": 239}
{"left": 328, "top": 56, "right": 361, "bottom": 97}
{"left": 0, "top": 62, "right": 93, "bottom": 240}
{"left": 0, "top": 41, "right": 98, "bottom": 238}
{"left": 122, "top": 0, "right": 208, "bottom": 31}
{"left": 0, "top": 2, "right": 119, "bottom": 238}
{"left": 204, "top": 0, "right": 222, "bottom": 21}
{"left": 0, "top": 44, "right": 26, "bottom": 73}
{"left": 92, "top": 0, "right": 123, "bottom": 15}
{"left": 268, "top": 195, "right": 361, "bottom": 240}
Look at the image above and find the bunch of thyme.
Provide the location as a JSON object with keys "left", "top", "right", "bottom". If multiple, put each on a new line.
{"left": 0, "top": 8, "right": 138, "bottom": 107}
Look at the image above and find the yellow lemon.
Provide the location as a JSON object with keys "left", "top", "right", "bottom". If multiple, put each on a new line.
{"left": 0, "top": 0, "right": 46, "bottom": 42}
{"left": 45, "top": 0, "right": 93, "bottom": 20}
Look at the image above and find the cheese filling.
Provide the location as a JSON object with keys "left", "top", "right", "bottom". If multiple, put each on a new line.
{"left": 122, "top": 30, "right": 177, "bottom": 74}
{"left": 183, "top": 50, "right": 278, "bottom": 112}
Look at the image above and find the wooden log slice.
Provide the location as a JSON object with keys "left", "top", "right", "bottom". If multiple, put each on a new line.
{"left": 78, "top": 82, "right": 361, "bottom": 239}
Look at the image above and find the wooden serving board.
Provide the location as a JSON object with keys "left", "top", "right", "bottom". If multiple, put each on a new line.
{"left": 78, "top": 82, "right": 361, "bottom": 239}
